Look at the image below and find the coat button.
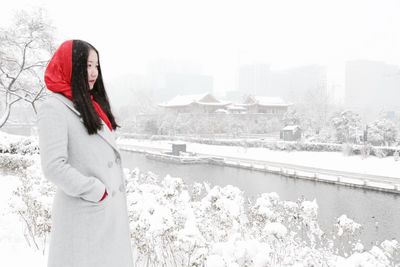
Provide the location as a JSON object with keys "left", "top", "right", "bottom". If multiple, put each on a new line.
{"left": 119, "top": 184, "right": 125, "bottom": 192}
{"left": 107, "top": 161, "right": 113, "bottom": 168}
{"left": 115, "top": 156, "right": 121, "bottom": 165}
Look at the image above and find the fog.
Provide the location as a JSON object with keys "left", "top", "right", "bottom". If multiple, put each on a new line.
{"left": 2, "top": 0, "right": 400, "bottom": 110}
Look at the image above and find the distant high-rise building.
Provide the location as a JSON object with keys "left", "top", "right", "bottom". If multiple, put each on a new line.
{"left": 147, "top": 60, "right": 213, "bottom": 102}
{"left": 238, "top": 64, "right": 327, "bottom": 102}
{"left": 270, "top": 65, "right": 327, "bottom": 101}
{"left": 345, "top": 60, "right": 400, "bottom": 112}
{"left": 238, "top": 64, "right": 272, "bottom": 96}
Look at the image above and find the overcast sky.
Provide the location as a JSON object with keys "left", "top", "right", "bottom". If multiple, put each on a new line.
{"left": 2, "top": 0, "right": 400, "bottom": 98}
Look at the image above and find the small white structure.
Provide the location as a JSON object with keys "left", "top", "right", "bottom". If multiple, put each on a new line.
{"left": 280, "top": 125, "right": 302, "bottom": 141}
{"left": 169, "top": 141, "right": 187, "bottom": 156}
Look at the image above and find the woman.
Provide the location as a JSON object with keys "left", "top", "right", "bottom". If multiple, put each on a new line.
{"left": 37, "top": 40, "right": 134, "bottom": 267}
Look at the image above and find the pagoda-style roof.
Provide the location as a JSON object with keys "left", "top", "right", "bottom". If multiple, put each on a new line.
{"left": 158, "top": 93, "right": 231, "bottom": 107}
{"left": 241, "top": 95, "right": 291, "bottom": 107}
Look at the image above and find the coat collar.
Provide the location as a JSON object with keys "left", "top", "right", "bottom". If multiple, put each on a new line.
{"left": 51, "top": 93, "right": 121, "bottom": 156}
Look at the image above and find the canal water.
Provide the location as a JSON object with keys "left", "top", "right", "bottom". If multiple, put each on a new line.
{"left": 122, "top": 151, "right": 400, "bottom": 248}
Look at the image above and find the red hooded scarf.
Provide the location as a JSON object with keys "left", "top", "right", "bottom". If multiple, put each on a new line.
{"left": 44, "top": 40, "right": 113, "bottom": 131}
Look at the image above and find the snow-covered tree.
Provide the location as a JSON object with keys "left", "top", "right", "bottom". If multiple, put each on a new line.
{"left": 331, "top": 110, "right": 363, "bottom": 144}
{"left": 367, "top": 118, "right": 398, "bottom": 146}
{"left": 282, "top": 108, "right": 301, "bottom": 126}
{"left": 117, "top": 88, "right": 158, "bottom": 126}
{"left": 0, "top": 8, "right": 55, "bottom": 127}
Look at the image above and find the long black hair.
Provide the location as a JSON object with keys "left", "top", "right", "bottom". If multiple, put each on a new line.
{"left": 71, "top": 40, "right": 119, "bottom": 135}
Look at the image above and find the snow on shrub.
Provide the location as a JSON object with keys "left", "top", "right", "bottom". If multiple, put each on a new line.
{"left": 0, "top": 153, "right": 34, "bottom": 172}
{"left": 372, "top": 147, "right": 389, "bottom": 158}
{"left": 334, "top": 214, "right": 363, "bottom": 256}
{"left": 122, "top": 169, "right": 399, "bottom": 266}
{"left": 263, "top": 222, "right": 287, "bottom": 239}
{"left": 336, "top": 214, "right": 362, "bottom": 237}
{"left": 0, "top": 132, "right": 39, "bottom": 172}
{"left": 125, "top": 169, "right": 208, "bottom": 266}
{"left": 8, "top": 155, "right": 54, "bottom": 254}
{"left": 250, "top": 193, "right": 323, "bottom": 248}
{"left": 0, "top": 131, "right": 39, "bottom": 155}
{"left": 0, "top": 133, "right": 54, "bottom": 253}
{"left": 250, "top": 192, "right": 281, "bottom": 223}
{"left": 196, "top": 184, "right": 248, "bottom": 242}
{"left": 2, "top": 145, "right": 398, "bottom": 266}
{"left": 345, "top": 246, "right": 392, "bottom": 267}
{"left": 380, "top": 239, "right": 400, "bottom": 263}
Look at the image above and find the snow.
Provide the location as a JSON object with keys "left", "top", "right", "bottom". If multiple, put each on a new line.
{"left": 161, "top": 94, "right": 209, "bottom": 106}
{"left": 1, "top": 165, "right": 399, "bottom": 266}
{"left": 1, "top": 131, "right": 399, "bottom": 266}
{"left": 336, "top": 214, "right": 362, "bottom": 237}
{"left": 158, "top": 93, "right": 230, "bottom": 107}
{"left": 0, "top": 174, "right": 47, "bottom": 266}
{"left": 243, "top": 95, "right": 291, "bottom": 107}
{"left": 301, "top": 199, "right": 319, "bottom": 218}
{"left": 117, "top": 138, "right": 400, "bottom": 179}
{"left": 263, "top": 222, "right": 288, "bottom": 239}
{"left": 345, "top": 247, "right": 392, "bottom": 267}
{"left": 0, "top": 131, "right": 25, "bottom": 144}
{"left": 227, "top": 105, "right": 246, "bottom": 111}
{"left": 214, "top": 108, "right": 229, "bottom": 114}
{"left": 282, "top": 125, "right": 301, "bottom": 131}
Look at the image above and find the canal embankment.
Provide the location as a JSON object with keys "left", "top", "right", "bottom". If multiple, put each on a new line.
{"left": 117, "top": 139, "right": 400, "bottom": 194}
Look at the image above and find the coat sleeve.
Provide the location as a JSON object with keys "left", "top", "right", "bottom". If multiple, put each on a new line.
{"left": 37, "top": 100, "right": 106, "bottom": 203}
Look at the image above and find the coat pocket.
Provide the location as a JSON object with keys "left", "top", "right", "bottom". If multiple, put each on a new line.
{"left": 79, "top": 191, "right": 110, "bottom": 208}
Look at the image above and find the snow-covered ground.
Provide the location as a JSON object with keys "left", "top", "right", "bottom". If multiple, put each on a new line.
{"left": 1, "top": 132, "right": 400, "bottom": 266}
{"left": 0, "top": 174, "right": 46, "bottom": 266}
{"left": 117, "top": 138, "right": 400, "bottom": 179}
{"left": 1, "top": 167, "right": 399, "bottom": 266}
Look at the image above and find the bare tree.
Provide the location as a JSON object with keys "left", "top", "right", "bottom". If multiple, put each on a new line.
{"left": 0, "top": 8, "right": 55, "bottom": 127}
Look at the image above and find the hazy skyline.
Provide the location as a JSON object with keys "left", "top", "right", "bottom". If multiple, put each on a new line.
{"left": 2, "top": 0, "right": 400, "bottom": 99}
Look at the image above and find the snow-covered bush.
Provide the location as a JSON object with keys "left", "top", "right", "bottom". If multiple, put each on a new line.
{"left": 249, "top": 193, "right": 330, "bottom": 262}
{"left": 334, "top": 214, "right": 363, "bottom": 256}
{"left": 0, "top": 131, "right": 39, "bottom": 155}
{"left": 380, "top": 239, "right": 400, "bottom": 264}
{"left": 196, "top": 184, "right": 248, "bottom": 243}
{"left": 1, "top": 132, "right": 53, "bottom": 253}
{"left": 122, "top": 169, "right": 400, "bottom": 266}
{"left": 344, "top": 243, "right": 400, "bottom": 267}
{"left": 0, "top": 132, "right": 39, "bottom": 172}
{"left": 0, "top": 153, "right": 34, "bottom": 172}
{"left": 125, "top": 169, "right": 208, "bottom": 266}
{"left": 368, "top": 118, "right": 398, "bottom": 146}
{"left": 331, "top": 110, "right": 363, "bottom": 144}
{"left": 3, "top": 136, "right": 399, "bottom": 266}
{"left": 8, "top": 155, "right": 54, "bottom": 254}
{"left": 372, "top": 147, "right": 390, "bottom": 158}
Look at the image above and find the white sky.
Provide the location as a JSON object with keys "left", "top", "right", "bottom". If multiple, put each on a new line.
{"left": 2, "top": 0, "right": 400, "bottom": 97}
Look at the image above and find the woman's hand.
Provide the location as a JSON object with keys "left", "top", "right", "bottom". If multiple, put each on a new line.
{"left": 99, "top": 189, "right": 108, "bottom": 202}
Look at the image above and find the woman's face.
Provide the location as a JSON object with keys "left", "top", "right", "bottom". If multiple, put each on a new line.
{"left": 87, "top": 49, "right": 99, "bottom": 90}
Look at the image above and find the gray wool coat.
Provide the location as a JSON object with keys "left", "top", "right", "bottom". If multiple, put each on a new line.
{"left": 37, "top": 93, "right": 134, "bottom": 267}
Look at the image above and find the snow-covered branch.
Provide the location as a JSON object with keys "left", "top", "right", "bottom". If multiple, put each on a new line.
{"left": 0, "top": 8, "right": 55, "bottom": 128}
